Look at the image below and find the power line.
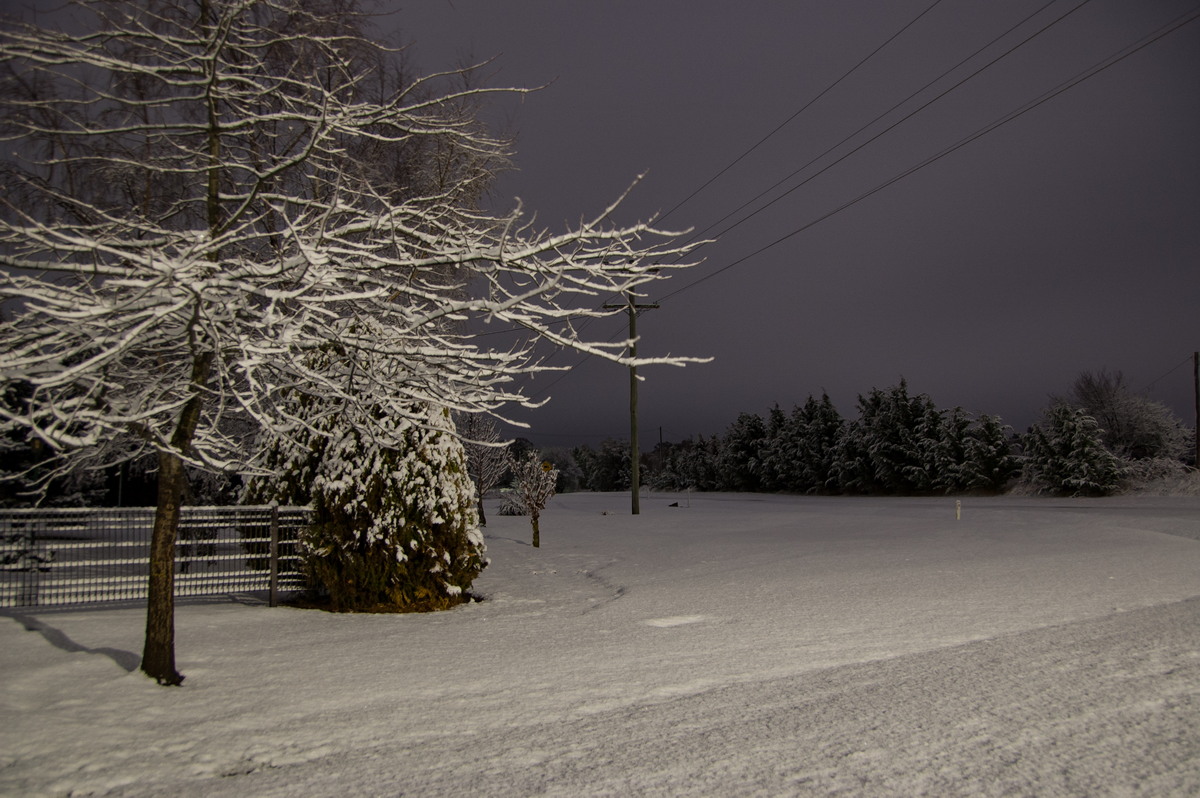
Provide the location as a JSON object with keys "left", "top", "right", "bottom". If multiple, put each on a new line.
{"left": 474, "top": 0, "right": 1066, "bottom": 342}
{"left": 656, "top": 0, "right": 946, "bottom": 227}
{"left": 653, "top": 4, "right": 1200, "bottom": 306}
{"left": 473, "top": 0, "right": 953, "bottom": 348}
{"left": 528, "top": 0, "right": 948, "bottom": 350}
{"left": 674, "top": 0, "right": 1063, "bottom": 252}
{"left": 485, "top": 4, "right": 1200, "bottom": 404}
{"left": 1144, "top": 353, "right": 1195, "bottom": 392}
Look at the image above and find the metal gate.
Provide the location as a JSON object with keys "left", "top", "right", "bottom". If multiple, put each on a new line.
{"left": 0, "top": 505, "right": 309, "bottom": 608}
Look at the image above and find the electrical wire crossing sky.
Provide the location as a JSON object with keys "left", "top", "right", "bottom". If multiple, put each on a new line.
{"left": 397, "top": 0, "right": 1199, "bottom": 447}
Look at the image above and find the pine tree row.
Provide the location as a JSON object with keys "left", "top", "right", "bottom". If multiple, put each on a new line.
{"left": 643, "top": 381, "right": 1018, "bottom": 496}
{"left": 571, "top": 374, "right": 1193, "bottom": 498}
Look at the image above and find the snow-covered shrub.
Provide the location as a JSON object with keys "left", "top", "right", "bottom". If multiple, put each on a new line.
{"left": 246, "top": 403, "right": 486, "bottom": 612}
{"left": 497, "top": 491, "right": 525, "bottom": 516}
{"left": 1020, "top": 404, "right": 1127, "bottom": 496}
{"left": 1121, "top": 456, "right": 1191, "bottom": 487}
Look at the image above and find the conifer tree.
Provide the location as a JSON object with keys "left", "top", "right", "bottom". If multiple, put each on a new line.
{"left": 836, "top": 381, "right": 935, "bottom": 494}
{"left": 1021, "top": 404, "right": 1126, "bottom": 496}
{"left": 930, "top": 407, "right": 970, "bottom": 493}
{"left": 796, "top": 393, "right": 845, "bottom": 494}
{"left": 760, "top": 404, "right": 792, "bottom": 492}
{"left": 719, "top": 412, "right": 768, "bottom": 492}
{"left": 963, "top": 413, "right": 1018, "bottom": 491}
{"left": 247, "top": 402, "right": 486, "bottom": 612}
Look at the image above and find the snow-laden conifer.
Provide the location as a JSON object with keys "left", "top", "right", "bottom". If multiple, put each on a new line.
{"left": 833, "top": 381, "right": 934, "bottom": 494}
{"left": 963, "top": 413, "right": 1018, "bottom": 492}
{"left": 246, "top": 400, "right": 485, "bottom": 611}
{"left": 1021, "top": 404, "right": 1126, "bottom": 496}
{"left": 719, "top": 412, "right": 768, "bottom": 492}
{"left": 796, "top": 394, "right": 845, "bottom": 494}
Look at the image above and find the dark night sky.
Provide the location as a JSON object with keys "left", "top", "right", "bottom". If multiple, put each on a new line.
{"left": 397, "top": 0, "right": 1199, "bottom": 448}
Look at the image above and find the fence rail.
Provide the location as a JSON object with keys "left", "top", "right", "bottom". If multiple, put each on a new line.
{"left": 0, "top": 505, "right": 310, "bottom": 608}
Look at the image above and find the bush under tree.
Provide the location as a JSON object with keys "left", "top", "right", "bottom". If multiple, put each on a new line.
{"left": 247, "top": 402, "right": 487, "bottom": 612}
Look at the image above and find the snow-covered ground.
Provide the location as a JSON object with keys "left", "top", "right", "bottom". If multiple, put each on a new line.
{"left": 3, "top": 493, "right": 1199, "bottom": 796}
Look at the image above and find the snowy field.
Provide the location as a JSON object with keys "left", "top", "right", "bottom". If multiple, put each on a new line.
{"left": 3, "top": 493, "right": 1199, "bottom": 796}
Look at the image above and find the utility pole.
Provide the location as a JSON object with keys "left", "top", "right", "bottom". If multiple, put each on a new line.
{"left": 1194, "top": 351, "right": 1198, "bottom": 469}
{"left": 604, "top": 292, "right": 659, "bottom": 515}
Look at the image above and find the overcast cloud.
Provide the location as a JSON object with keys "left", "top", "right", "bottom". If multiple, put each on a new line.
{"left": 377, "top": 2, "right": 1195, "bottom": 445}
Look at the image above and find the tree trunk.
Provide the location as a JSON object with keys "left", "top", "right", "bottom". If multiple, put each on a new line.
{"left": 531, "top": 513, "right": 540, "bottom": 548}
{"left": 141, "top": 350, "right": 213, "bottom": 686}
{"left": 477, "top": 496, "right": 487, "bottom": 527}
{"left": 141, "top": 450, "right": 186, "bottom": 685}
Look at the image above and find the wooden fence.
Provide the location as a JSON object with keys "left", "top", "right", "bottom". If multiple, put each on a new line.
{"left": 0, "top": 505, "right": 309, "bottom": 608}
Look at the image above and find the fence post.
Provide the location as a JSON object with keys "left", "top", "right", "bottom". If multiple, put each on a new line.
{"left": 20, "top": 521, "right": 41, "bottom": 607}
{"left": 269, "top": 504, "right": 279, "bottom": 608}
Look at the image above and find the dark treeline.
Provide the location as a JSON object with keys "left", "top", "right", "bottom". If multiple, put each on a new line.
{"left": 575, "top": 381, "right": 1016, "bottom": 496}
{"left": 570, "top": 375, "right": 1194, "bottom": 498}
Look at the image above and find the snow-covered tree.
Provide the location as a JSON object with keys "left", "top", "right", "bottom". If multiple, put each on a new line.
{"left": 926, "top": 406, "right": 967, "bottom": 493}
{"left": 795, "top": 393, "right": 845, "bottom": 494}
{"left": 756, "top": 397, "right": 844, "bottom": 494}
{"left": 828, "top": 383, "right": 1014, "bottom": 495}
{"left": 688, "top": 435, "right": 724, "bottom": 492}
{"left": 833, "top": 381, "right": 936, "bottom": 494}
{"left": 510, "top": 452, "right": 558, "bottom": 548}
{"left": 650, "top": 436, "right": 720, "bottom": 492}
{"left": 0, "top": 0, "right": 704, "bottom": 685}
{"left": 962, "top": 413, "right": 1018, "bottom": 492}
{"left": 246, "top": 401, "right": 485, "bottom": 611}
{"left": 1064, "top": 370, "right": 1189, "bottom": 461}
{"left": 456, "top": 412, "right": 509, "bottom": 526}
{"left": 719, "top": 412, "right": 768, "bottom": 492}
{"left": 1021, "top": 404, "right": 1126, "bottom": 496}
{"left": 757, "top": 404, "right": 790, "bottom": 492}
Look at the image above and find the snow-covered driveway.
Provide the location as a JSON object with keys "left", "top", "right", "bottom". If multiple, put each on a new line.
{"left": 3, "top": 494, "right": 1198, "bottom": 795}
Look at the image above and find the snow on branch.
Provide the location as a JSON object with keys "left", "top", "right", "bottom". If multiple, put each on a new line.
{"left": 0, "top": 0, "right": 708, "bottom": 492}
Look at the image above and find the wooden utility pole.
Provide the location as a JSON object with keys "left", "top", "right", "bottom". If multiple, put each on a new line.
{"left": 605, "top": 292, "right": 659, "bottom": 515}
